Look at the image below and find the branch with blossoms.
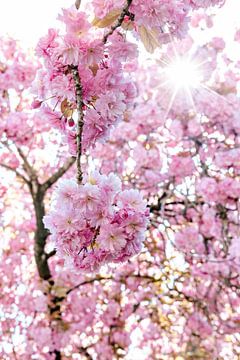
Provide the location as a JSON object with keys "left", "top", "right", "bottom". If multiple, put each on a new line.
{"left": 34, "top": 1, "right": 149, "bottom": 274}
{"left": 70, "top": 65, "right": 84, "bottom": 184}
{"left": 69, "top": 0, "right": 135, "bottom": 185}
{"left": 103, "top": 0, "right": 133, "bottom": 44}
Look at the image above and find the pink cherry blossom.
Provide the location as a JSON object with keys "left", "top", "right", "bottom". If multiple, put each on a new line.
{"left": 44, "top": 172, "right": 148, "bottom": 272}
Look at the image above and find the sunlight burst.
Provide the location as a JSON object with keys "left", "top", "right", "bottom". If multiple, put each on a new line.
{"left": 165, "top": 58, "right": 202, "bottom": 89}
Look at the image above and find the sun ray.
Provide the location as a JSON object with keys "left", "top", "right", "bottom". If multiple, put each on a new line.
{"left": 154, "top": 44, "right": 218, "bottom": 118}
{"left": 184, "top": 86, "right": 198, "bottom": 114}
{"left": 157, "top": 57, "right": 172, "bottom": 67}
{"left": 194, "top": 58, "right": 213, "bottom": 69}
{"left": 200, "top": 83, "right": 233, "bottom": 105}
{"left": 162, "top": 85, "right": 179, "bottom": 122}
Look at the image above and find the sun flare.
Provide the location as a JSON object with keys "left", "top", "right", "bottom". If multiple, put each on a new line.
{"left": 165, "top": 58, "right": 202, "bottom": 89}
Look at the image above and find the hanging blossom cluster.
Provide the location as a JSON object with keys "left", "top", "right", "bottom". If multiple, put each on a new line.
{"left": 33, "top": 5, "right": 138, "bottom": 153}
{"left": 44, "top": 171, "right": 149, "bottom": 271}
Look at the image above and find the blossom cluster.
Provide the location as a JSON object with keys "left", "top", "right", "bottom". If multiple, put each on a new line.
{"left": 93, "top": 0, "right": 225, "bottom": 42}
{"left": 197, "top": 176, "right": 240, "bottom": 203}
{"left": 34, "top": 6, "right": 137, "bottom": 153}
{"left": 34, "top": 0, "right": 225, "bottom": 155}
{"left": 44, "top": 171, "right": 148, "bottom": 272}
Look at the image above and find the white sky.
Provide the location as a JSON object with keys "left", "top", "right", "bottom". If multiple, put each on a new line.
{"left": 0, "top": 0, "right": 239, "bottom": 51}
{"left": 0, "top": 0, "right": 73, "bottom": 48}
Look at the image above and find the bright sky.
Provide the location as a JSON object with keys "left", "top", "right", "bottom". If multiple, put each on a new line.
{"left": 0, "top": 0, "right": 239, "bottom": 51}
{"left": 0, "top": 0, "right": 73, "bottom": 48}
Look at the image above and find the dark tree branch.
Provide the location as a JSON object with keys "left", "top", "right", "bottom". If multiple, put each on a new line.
{"left": 31, "top": 185, "right": 61, "bottom": 359}
{"left": 78, "top": 347, "right": 93, "bottom": 360}
{"left": 66, "top": 276, "right": 112, "bottom": 295}
{"left": 103, "top": 0, "right": 133, "bottom": 44}
{"left": 33, "top": 156, "right": 75, "bottom": 278}
{"left": 0, "top": 150, "right": 47, "bottom": 280}
{"left": 32, "top": 186, "right": 52, "bottom": 280}
{"left": 66, "top": 274, "right": 162, "bottom": 296}
{"left": 52, "top": 350, "right": 61, "bottom": 360}
{"left": 149, "top": 191, "right": 169, "bottom": 213}
{"left": 42, "top": 156, "right": 75, "bottom": 192}
{"left": 46, "top": 249, "right": 57, "bottom": 260}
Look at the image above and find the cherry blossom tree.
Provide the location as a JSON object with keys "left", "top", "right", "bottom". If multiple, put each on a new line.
{"left": 1, "top": 0, "right": 240, "bottom": 359}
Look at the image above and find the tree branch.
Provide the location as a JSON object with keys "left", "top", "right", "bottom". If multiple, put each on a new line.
{"left": 103, "top": 0, "right": 133, "bottom": 44}
{"left": 71, "top": 65, "right": 84, "bottom": 184}
{"left": 66, "top": 276, "right": 112, "bottom": 295}
{"left": 46, "top": 249, "right": 57, "bottom": 259}
{"left": 42, "top": 156, "right": 75, "bottom": 192}
{"left": 33, "top": 187, "right": 52, "bottom": 280}
{"left": 78, "top": 346, "right": 93, "bottom": 360}
{"left": 16, "top": 147, "right": 38, "bottom": 182}
{"left": 0, "top": 163, "right": 30, "bottom": 184}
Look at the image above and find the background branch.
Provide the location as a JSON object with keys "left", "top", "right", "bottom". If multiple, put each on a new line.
{"left": 16, "top": 147, "right": 38, "bottom": 182}
{"left": 42, "top": 156, "right": 75, "bottom": 192}
{"left": 0, "top": 163, "right": 30, "bottom": 184}
{"left": 66, "top": 276, "right": 112, "bottom": 295}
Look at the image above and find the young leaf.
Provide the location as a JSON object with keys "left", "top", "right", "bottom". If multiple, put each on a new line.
{"left": 92, "top": 9, "right": 121, "bottom": 28}
{"left": 89, "top": 64, "right": 99, "bottom": 77}
{"left": 139, "top": 26, "right": 160, "bottom": 53}
{"left": 61, "top": 99, "right": 73, "bottom": 118}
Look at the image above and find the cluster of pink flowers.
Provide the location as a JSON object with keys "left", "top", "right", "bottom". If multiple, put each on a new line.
{"left": 44, "top": 171, "right": 148, "bottom": 271}
{"left": 197, "top": 176, "right": 240, "bottom": 203}
{"left": 0, "top": 37, "right": 36, "bottom": 92}
{"left": 175, "top": 225, "right": 205, "bottom": 254}
{"left": 92, "top": 0, "right": 224, "bottom": 42}
{"left": 34, "top": 6, "right": 137, "bottom": 153}
{"left": 33, "top": 1, "right": 225, "bottom": 155}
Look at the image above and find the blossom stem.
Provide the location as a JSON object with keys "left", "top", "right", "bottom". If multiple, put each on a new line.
{"left": 103, "top": 0, "right": 133, "bottom": 44}
{"left": 71, "top": 65, "right": 84, "bottom": 184}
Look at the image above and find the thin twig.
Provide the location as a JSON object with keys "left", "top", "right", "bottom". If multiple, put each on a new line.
{"left": 16, "top": 146, "right": 38, "bottom": 182}
{"left": 0, "top": 163, "right": 30, "bottom": 184}
{"left": 66, "top": 276, "right": 112, "bottom": 295}
{"left": 103, "top": 0, "right": 133, "bottom": 44}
